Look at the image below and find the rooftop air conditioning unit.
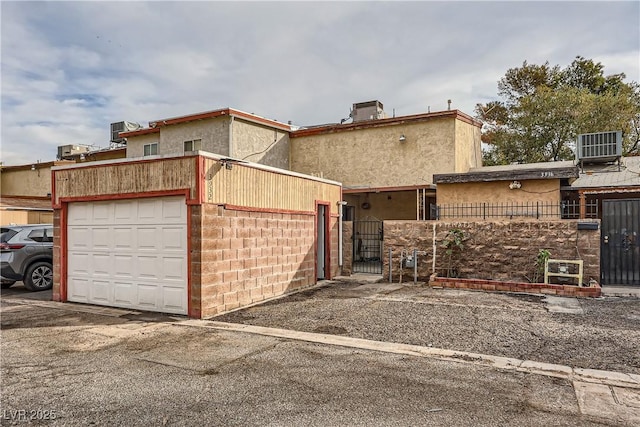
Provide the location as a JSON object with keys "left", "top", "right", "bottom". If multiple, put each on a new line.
{"left": 57, "top": 144, "right": 91, "bottom": 160}
{"left": 576, "top": 131, "right": 622, "bottom": 163}
{"left": 110, "top": 121, "right": 142, "bottom": 143}
{"left": 351, "top": 100, "right": 386, "bottom": 122}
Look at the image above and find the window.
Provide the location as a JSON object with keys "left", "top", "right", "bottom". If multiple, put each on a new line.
{"left": 183, "top": 139, "right": 202, "bottom": 153}
{"left": 27, "top": 228, "right": 46, "bottom": 242}
{"left": 143, "top": 143, "right": 158, "bottom": 156}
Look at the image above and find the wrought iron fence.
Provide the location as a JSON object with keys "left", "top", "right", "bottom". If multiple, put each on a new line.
{"left": 431, "top": 200, "right": 598, "bottom": 220}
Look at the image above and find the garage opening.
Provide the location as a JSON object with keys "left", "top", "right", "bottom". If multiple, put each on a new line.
{"left": 66, "top": 196, "right": 188, "bottom": 314}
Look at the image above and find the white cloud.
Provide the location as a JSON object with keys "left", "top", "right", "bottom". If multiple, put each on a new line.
{"left": 1, "top": 1, "right": 638, "bottom": 165}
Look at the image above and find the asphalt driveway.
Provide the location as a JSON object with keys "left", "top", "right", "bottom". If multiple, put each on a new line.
{"left": 2, "top": 281, "right": 639, "bottom": 426}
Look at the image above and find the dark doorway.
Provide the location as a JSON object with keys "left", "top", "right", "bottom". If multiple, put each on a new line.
{"left": 601, "top": 199, "right": 640, "bottom": 285}
{"left": 352, "top": 220, "right": 383, "bottom": 274}
{"left": 316, "top": 204, "right": 329, "bottom": 280}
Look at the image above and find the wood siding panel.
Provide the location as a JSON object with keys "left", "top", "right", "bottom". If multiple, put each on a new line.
{"left": 54, "top": 157, "right": 197, "bottom": 204}
{"left": 203, "top": 158, "right": 340, "bottom": 212}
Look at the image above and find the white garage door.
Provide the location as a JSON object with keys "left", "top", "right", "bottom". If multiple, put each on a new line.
{"left": 67, "top": 196, "right": 188, "bottom": 314}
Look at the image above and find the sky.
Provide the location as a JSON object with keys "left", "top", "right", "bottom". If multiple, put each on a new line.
{"left": 1, "top": 1, "right": 639, "bottom": 166}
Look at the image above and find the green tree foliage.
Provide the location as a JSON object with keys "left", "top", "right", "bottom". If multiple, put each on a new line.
{"left": 478, "top": 56, "right": 640, "bottom": 165}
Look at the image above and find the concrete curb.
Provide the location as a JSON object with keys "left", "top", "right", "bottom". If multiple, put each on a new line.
{"left": 178, "top": 319, "right": 640, "bottom": 390}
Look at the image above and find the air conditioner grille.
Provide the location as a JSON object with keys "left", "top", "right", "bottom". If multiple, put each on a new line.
{"left": 577, "top": 131, "right": 621, "bottom": 161}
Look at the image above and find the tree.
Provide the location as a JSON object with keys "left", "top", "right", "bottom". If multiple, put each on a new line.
{"left": 478, "top": 56, "right": 640, "bottom": 165}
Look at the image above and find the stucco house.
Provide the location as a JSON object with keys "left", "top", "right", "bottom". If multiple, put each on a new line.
{"left": 0, "top": 161, "right": 74, "bottom": 225}
{"left": 290, "top": 102, "right": 483, "bottom": 222}
{"left": 433, "top": 161, "right": 581, "bottom": 220}
{"left": 17, "top": 100, "right": 486, "bottom": 316}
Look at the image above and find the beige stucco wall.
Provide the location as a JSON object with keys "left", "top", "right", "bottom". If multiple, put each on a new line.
{"left": 344, "top": 190, "right": 430, "bottom": 221}
{"left": 436, "top": 179, "right": 561, "bottom": 205}
{"left": 231, "top": 119, "right": 289, "bottom": 169}
{"left": 125, "top": 117, "right": 289, "bottom": 169}
{"left": 1, "top": 167, "right": 52, "bottom": 197}
{"left": 126, "top": 117, "right": 230, "bottom": 158}
{"left": 455, "top": 120, "right": 483, "bottom": 172}
{"left": 290, "top": 118, "right": 461, "bottom": 188}
{"left": 161, "top": 117, "right": 230, "bottom": 156}
{"left": 125, "top": 133, "right": 161, "bottom": 158}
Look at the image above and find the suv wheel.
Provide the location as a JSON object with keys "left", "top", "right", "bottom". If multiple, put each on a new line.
{"left": 23, "top": 262, "right": 53, "bottom": 291}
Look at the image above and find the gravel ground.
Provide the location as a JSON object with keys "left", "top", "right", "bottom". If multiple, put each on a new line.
{"left": 216, "top": 281, "right": 640, "bottom": 375}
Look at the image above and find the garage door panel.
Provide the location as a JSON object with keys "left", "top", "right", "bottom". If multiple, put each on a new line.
{"left": 113, "top": 282, "right": 136, "bottom": 306}
{"left": 137, "top": 227, "right": 159, "bottom": 251}
{"left": 114, "top": 201, "right": 135, "bottom": 222}
{"left": 137, "top": 199, "right": 158, "bottom": 221}
{"left": 113, "top": 255, "right": 135, "bottom": 278}
{"left": 163, "top": 257, "right": 186, "bottom": 281}
{"left": 162, "top": 198, "right": 185, "bottom": 221}
{"left": 67, "top": 203, "right": 92, "bottom": 224}
{"left": 68, "top": 277, "right": 90, "bottom": 301}
{"left": 138, "top": 284, "right": 160, "bottom": 308}
{"left": 92, "top": 203, "right": 111, "bottom": 222}
{"left": 161, "top": 227, "right": 186, "bottom": 251}
{"left": 163, "top": 286, "right": 187, "bottom": 312}
{"left": 113, "top": 227, "right": 135, "bottom": 250}
{"left": 67, "top": 196, "right": 187, "bottom": 315}
{"left": 90, "top": 280, "right": 111, "bottom": 304}
{"left": 138, "top": 256, "right": 161, "bottom": 279}
{"left": 92, "top": 253, "right": 111, "bottom": 276}
{"left": 68, "top": 227, "right": 92, "bottom": 249}
{"left": 91, "top": 227, "right": 111, "bottom": 250}
{"left": 68, "top": 252, "right": 91, "bottom": 276}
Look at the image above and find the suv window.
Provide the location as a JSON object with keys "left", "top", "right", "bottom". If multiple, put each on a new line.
{"left": 1, "top": 228, "right": 18, "bottom": 243}
{"left": 44, "top": 228, "right": 54, "bottom": 243}
{"left": 27, "top": 228, "right": 47, "bottom": 243}
{"left": 29, "top": 227, "right": 53, "bottom": 243}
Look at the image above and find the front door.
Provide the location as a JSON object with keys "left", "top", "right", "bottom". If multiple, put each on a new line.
{"left": 601, "top": 199, "right": 640, "bottom": 285}
{"left": 317, "top": 204, "right": 328, "bottom": 280}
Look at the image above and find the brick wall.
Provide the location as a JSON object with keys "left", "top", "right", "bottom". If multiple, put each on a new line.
{"left": 197, "top": 205, "right": 319, "bottom": 318}
{"left": 383, "top": 220, "right": 600, "bottom": 285}
{"left": 52, "top": 209, "right": 61, "bottom": 302}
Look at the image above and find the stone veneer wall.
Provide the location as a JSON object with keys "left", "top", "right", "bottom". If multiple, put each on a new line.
{"left": 194, "top": 204, "right": 338, "bottom": 318}
{"left": 341, "top": 221, "right": 353, "bottom": 276}
{"left": 383, "top": 220, "right": 600, "bottom": 284}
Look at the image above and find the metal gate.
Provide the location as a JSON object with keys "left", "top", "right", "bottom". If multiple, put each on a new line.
{"left": 601, "top": 199, "right": 640, "bottom": 286}
{"left": 352, "top": 220, "right": 383, "bottom": 274}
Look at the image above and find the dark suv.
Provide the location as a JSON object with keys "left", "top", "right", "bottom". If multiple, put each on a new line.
{"left": 1, "top": 224, "right": 54, "bottom": 291}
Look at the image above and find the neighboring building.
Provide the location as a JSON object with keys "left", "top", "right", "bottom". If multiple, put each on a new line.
{"left": 0, "top": 161, "right": 74, "bottom": 225}
{"left": 431, "top": 153, "right": 639, "bottom": 286}
{"left": 565, "top": 155, "right": 640, "bottom": 218}
{"left": 119, "top": 108, "right": 291, "bottom": 170}
{"left": 433, "top": 161, "right": 579, "bottom": 220}
{"left": 568, "top": 156, "right": 640, "bottom": 286}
